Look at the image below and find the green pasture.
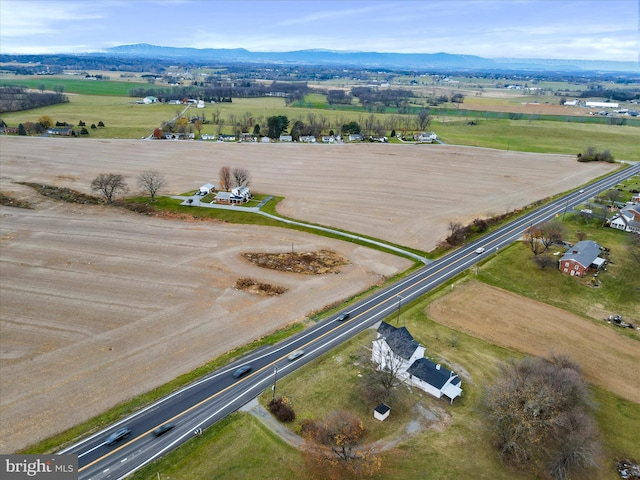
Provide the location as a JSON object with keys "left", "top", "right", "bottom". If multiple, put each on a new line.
{"left": 3, "top": 88, "right": 639, "bottom": 161}
{"left": 1, "top": 94, "right": 188, "bottom": 139}
{"left": 477, "top": 222, "right": 640, "bottom": 321}
{"left": 0, "top": 77, "right": 148, "bottom": 96}
{"left": 434, "top": 119, "right": 640, "bottom": 160}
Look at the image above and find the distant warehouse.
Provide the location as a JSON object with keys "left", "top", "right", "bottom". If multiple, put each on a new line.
{"left": 585, "top": 101, "right": 619, "bottom": 109}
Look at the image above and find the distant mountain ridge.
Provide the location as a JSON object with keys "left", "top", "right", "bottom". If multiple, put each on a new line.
{"left": 99, "top": 44, "right": 638, "bottom": 73}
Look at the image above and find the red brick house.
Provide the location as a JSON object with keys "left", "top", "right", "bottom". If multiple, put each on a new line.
{"left": 558, "top": 240, "right": 605, "bottom": 277}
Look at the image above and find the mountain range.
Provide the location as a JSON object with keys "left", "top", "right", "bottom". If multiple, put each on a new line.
{"left": 99, "top": 44, "right": 638, "bottom": 73}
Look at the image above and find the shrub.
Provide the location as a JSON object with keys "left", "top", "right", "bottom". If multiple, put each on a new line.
{"left": 268, "top": 396, "right": 295, "bottom": 422}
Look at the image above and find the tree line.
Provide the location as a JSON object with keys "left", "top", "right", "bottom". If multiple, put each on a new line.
{"left": 0, "top": 86, "right": 68, "bottom": 113}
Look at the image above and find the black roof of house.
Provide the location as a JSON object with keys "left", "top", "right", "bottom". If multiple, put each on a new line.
{"left": 406, "top": 358, "right": 456, "bottom": 390}
{"left": 377, "top": 321, "right": 420, "bottom": 360}
{"left": 374, "top": 403, "right": 390, "bottom": 414}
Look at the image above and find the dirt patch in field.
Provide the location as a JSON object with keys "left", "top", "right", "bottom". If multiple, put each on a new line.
{"left": 0, "top": 137, "right": 617, "bottom": 251}
{"left": 427, "top": 281, "right": 640, "bottom": 403}
{"left": 242, "top": 249, "right": 349, "bottom": 275}
{"left": 0, "top": 185, "right": 411, "bottom": 452}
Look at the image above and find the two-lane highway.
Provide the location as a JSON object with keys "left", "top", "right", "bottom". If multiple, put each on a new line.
{"left": 62, "top": 162, "right": 639, "bottom": 479}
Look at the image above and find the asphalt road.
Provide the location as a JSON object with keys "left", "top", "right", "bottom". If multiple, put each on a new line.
{"left": 60, "top": 162, "right": 640, "bottom": 480}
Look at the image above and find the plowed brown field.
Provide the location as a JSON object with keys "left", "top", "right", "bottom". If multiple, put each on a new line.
{"left": 427, "top": 281, "right": 640, "bottom": 402}
{"left": 0, "top": 137, "right": 617, "bottom": 451}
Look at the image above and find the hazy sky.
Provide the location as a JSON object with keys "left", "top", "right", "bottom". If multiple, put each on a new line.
{"left": 1, "top": 0, "right": 638, "bottom": 62}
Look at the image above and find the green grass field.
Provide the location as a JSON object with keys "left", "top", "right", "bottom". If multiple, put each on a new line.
{"left": 0, "top": 77, "right": 149, "bottom": 96}
{"left": 478, "top": 216, "right": 640, "bottom": 320}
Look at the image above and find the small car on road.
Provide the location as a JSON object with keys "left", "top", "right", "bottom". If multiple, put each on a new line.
{"left": 336, "top": 312, "right": 350, "bottom": 321}
{"left": 106, "top": 427, "right": 131, "bottom": 445}
{"left": 232, "top": 365, "right": 252, "bottom": 378}
{"left": 287, "top": 350, "right": 305, "bottom": 361}
{"left": 475, "top": 247, "right": 486, "bottom": 254}
{"left": 153, "top": 423, "right": 175, "bottom": 437}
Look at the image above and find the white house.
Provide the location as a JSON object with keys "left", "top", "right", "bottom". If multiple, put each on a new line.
{"left": 372, "top": 322, "right": 425, "bottom": 373}
{"left": 609, "top": 204, "right": 640, "bottom": 234}
{"left": 372, "top": 322, "right": 462, "bottom": 403}
{"left": 279, "top": 135, "right": 293, "bottom": 142}
{"left": 299, "top": 135, "right": 316, "bottom": 143}
{"left": 406, "top": 358, "right": 463, "bottom": 403}
{"left": 231, "top": 186, "right": 251, "bottom": 202}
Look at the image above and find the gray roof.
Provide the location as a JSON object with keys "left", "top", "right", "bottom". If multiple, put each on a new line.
{"left": 559, "top": 240, "right": 602, "bottom": 268}
{"left": 406, "top": 358, "right": 456, "bottom": 389}
{"left": 377, "top": 321, "right": 420, "bottom": 360}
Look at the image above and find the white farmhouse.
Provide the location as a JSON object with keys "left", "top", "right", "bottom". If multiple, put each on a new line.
{"left": 372, "top": 322, "right": 462, "bottom": 403}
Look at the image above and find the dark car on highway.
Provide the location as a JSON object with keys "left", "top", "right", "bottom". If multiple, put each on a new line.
{"left": 336, "top": 312, "right": 350, "bottom": 321}
{"left": 153, "top": 423, "right": 175, "bottom": 437}
{"left": 232, "top": 365, "right": 252, "bottom": 378}
{"left": 106, "top": 427, "right": 131, "bottom": 445}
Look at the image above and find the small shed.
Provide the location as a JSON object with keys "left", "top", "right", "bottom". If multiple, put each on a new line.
{"left": 374, "top": 403, "right": 390, "bottom": 421}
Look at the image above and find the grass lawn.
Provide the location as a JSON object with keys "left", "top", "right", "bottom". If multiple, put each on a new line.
{"left": 477, "top": 217, "right": 640, "bottom": 320}
{"left": 129, "top": 412, "right": 305, "bottom": 480}
{"left": 434, "top": 119, "right": 640, "bottom": 160}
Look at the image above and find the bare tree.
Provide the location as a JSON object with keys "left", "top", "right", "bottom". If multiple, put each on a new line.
{"left": 91, "top": 173, "right": 128, "bottom": 203}
{"left": 137, "top": 170, "right": 167, "bottom": 202}
{"left": 523, "top": 225, "right": 546, "bottom": 255}
{"left": 538, "top": 220, "right": 565, "bottom": 251}
{"left": 364, "top": 336, "right": 407, "bottom": 402}
{"left": 232, "top": 167, "right": 251, "bottom": 187}
{"left": 447, "top": 221, "right": 465, "bottom": 246}
{"left": 302, "top": 410, "right": 381, "bottom": 477}
{"left": 417, "top": 108, "right": 431, "bottom": 131}
{"left": 219, "top": 166, "right": 232, "bottom": 191}
{"left": 604, "top": 189, "right": 622, "bottom": 207}
{"left": 482, "top": 355, "right": 600, "bottom": 479}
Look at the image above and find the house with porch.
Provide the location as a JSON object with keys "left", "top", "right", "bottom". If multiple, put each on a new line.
{"left": 372, "top": 322, "right": 463, "bottom": 403}
{"left": 558, "top": 240, "right": 605, "bottom": 276}
{"left": 609, "top": 204, "right": 640, "bottom": 234}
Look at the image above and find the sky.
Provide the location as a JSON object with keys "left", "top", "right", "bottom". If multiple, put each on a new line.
{"left": 1, "top": 0, "right": 638, "bottom": 62}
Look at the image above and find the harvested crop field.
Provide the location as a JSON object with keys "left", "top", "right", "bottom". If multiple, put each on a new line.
{"left": 0, "top": 137, "right": 618, "bottom": 452}
{"left": 0, "top": 182, "right": 411, "bottom": 452}
{"left": 0, "top": 137, "right": 617, "bottom": 251}
{"left": 427, "top": 280, "right": 640, "bottom": 403}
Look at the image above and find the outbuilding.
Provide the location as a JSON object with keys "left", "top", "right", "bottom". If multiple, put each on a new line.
{"left": 199, "top": 183, "right": 215, "bottom": 195}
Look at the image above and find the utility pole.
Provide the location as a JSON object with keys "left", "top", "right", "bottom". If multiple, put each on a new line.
{"left": 272, "top": 366, "right": 278, "bottom": 400}
{"left": 396, "top": 295, "right": 402, "bottom": 325}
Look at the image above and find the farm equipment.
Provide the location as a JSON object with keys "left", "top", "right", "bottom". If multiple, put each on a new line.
{"left": 606, "top": 315, "right": 635, "bottom": 329}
